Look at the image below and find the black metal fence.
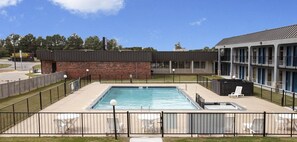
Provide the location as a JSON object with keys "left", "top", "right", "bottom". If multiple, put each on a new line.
{"left": 253, "top": 84, "right": 297, "bottom": 111}
{"left": 0, "top": 111, "right": 297, "bottom": 137}
{"left": 0, "top": 74, "right": 92, "bottom": 133}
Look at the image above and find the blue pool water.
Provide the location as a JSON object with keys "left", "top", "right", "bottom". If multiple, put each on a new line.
{"left": 91, "top": 86, "right": 199, "bottom": 110}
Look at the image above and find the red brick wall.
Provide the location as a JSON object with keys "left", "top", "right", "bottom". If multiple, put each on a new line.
{"left": 55, "top": 62, "right": 151, "bottom": 79}
{"left": 41, "top": 60, "right": 53, "bottom": 74}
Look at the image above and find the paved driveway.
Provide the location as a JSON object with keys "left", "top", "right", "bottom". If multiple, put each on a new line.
{"left": 0, "top": 58, "right": 40, "bottom": 84}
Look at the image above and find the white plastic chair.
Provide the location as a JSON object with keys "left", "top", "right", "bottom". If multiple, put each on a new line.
{"left": 106, "top": 118, "right": 124, "bottom": 135}
{"left": 228, "top": 86, "right": 244, "bottom": 97}
{"left": 243, "top": 118, "right": 264, "bottom": 134}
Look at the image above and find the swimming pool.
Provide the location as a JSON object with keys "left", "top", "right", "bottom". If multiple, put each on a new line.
{"left": 91, "top": 86, "right": 200, "bottom": 110}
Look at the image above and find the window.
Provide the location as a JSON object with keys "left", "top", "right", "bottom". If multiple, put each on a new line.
{"left": 185, "top": 61, "right": 191, "bottom": 68}
{"left": 178, "top": 61, "right": 184, "bottom": 68}
{"left": 172, "top": 61, "right": 178, "bottom": 69}
{"left": 280, "top": 46, "right": 284, "bottom": 61}
{"left": 201, "top": 61, "right": 206, "bottom": 69}
{"left": 164, "top": 61, "right": 169, "bottom": 68}
{"left": 194, "top": 62, "right": 200, "bottom": 68}
{"left": 268, "top": 47, "right": 273, "bottom": 60}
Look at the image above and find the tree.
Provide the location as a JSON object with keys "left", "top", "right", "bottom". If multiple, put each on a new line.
{"left": 35, "top": 36, "right": 46, "bottom": 50}
{"left": 65, "top": 33, "right": 83, "bottom": 50}
{"left": 107, "top": 39, "right": 120, "bottom": 51}
{"left": 19, "top": 33, "right": 36, "bottom": 53}
{"left": 174, "top": 42, "right": 182, "bottom": 50}
{"left": 5, "top": 34, "right": 22, "bottom": 54}
{"left": 84, "top": 36, "right": 101, "bottom": 50}
{"left": 45, "top": 34, "right": 66, "bottom": 50}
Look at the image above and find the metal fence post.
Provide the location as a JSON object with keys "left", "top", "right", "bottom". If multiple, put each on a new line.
{"left": 38, "top": 112, "right": 41, "bottom": 137}
{"left": 282, "top": 90, "right": 284, "bottom": 106}
{"left": 81, "top": 113, "right": 84, "bottom": 137}
{"left": 57, "top": 86, "right": 60, "bottom": 100}
{"left": 190, "top": 113, "right": 193, "bottom": 137}
{"left": 233, "top": 113, "right": 236, "bottom": 137}
{"left": 206, "top": 78, "right": 209, "bottom": 88}
{"left": 290, "top": 113, "right": 293, "bottom": 137}
{"left": 196, "top": 75, "right": 198, "bottom": 84}
{"left": 293, "top": 93, "right": 295, "bottom": 111}
{"left": 261, "top": 85, "right": 263, "bottom": 98}
{"left": 161, "top": 111, "right": 164, "bottom": 137}
{"left": 19, "top": 78, "right": 21, "bottom": 95}
{"left": 127, "top": 111, "right": 130, "bottom": 137}
{"left": 263, "top": 111, "right": 266, "bottom": 137}
{"left": 39, "top": 92, "right": 43, "bottom": 110}
{"left": 12, "top": 104, "right": 15, "bottom": 125}
{"left": 50, "top": 89, "right": 52, "bottom": 104}
{"left": 26, "top": 98, "right": 29, "bottom": 114}
{"left": 270, "top": 88, "right": 272, "bottom": 102}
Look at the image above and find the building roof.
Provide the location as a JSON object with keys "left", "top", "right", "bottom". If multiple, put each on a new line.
{"left": 37, "top": 50, "right": 218, "bottom": 62}
{"left": 216, "top": 24, "right": 297, "bottom": 46}
{"left": 36, "top": 50, "right": 152, "bottom": 62}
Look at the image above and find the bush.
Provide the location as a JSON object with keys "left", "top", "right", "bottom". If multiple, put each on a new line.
{"left": 0, "top": 49, "right": 10, "bottom": 57}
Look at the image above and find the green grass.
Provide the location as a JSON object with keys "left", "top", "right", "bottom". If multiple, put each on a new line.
{"left": 0, "top": 64, "right": 11, "bottom": 68}
{"left": 253, "top": 86, "right": 297, "bottom": 107}
{"left": 33, "top": 64, "right": 41, "bottom": 69}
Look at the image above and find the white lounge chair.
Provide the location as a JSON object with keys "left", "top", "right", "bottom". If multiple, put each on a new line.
{"left": 54, "top": 113, "right": 79, "bottom": 133}
{"left": 228, "top": 86, "right": 244, "bottom": 97}
{"left": 224, "top": 116, "right": 234, "bottom": 133}
{"left": 243, "top": 118, "right": 264, "bottom": 134}
{"left": 106, "top": 117, "right": 124, "bottom": 135}
{"left": 142, "top": 119, "right": 156, "bottom": 133}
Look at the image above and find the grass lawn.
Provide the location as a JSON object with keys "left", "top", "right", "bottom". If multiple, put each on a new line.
{"left": 0, "top": 64, "right": 11, "bottom": 68}
{"left": 253, "top": 86, "right": 297, "bottom": 107}
{"left": 0, "top": 137, "right": 297, "bottom": 142}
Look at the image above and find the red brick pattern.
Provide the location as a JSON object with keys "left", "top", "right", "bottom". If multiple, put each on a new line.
{"left": 41, "top": 60, "right": 54, "bottom": 74}
{"left": 41, "top": 61, "right": 151, "bottom": 79}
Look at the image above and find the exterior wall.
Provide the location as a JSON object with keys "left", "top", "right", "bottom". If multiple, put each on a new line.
{"left": 41, "top": 60, "right": 54, "bottom": 74}
{"left": 152, "top": 61, "right": 214, "bottom": 74}
{"left": 56, "top": 62, "right": 151, "bottom": 79}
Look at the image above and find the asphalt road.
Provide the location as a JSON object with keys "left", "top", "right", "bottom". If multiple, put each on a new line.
{"left": 0, "top": 58, "right": 40, "bottom": 84}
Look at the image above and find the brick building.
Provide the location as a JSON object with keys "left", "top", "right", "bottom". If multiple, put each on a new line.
{"left": 36, "top": 50, "right": 217, "bottom": 79}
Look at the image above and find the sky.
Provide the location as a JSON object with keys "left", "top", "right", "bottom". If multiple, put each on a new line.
{"left": 0, "top": 0, "right": 297, "bottom": 51}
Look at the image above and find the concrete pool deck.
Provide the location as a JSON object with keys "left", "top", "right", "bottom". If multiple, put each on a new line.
{"left": 41, "top": 82, "right": 294, "bottom": 113}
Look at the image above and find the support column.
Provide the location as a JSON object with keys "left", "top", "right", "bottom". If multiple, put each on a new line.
{"left": 247, "top": 46, "right": 252, "bottom": 81}
{"left": 218, "top": 48, "right": 221, "bottom": 76}
{"left": 273, "top": 44, "right": 279, "bottom": 88}
{"left": 230, "top": 48, "right": 233, "bottom": 77}
{"left": 169, "top": 61, "right": 172, "bottom": 73}
{"left": 191, "top": 60, "right": 194, "bottom": 73}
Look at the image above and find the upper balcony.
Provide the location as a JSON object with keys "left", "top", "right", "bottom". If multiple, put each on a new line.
{"left": 233, "top": 55, "right": 249, "bottom": 64}
{"left": 251, "top": 55, "right": 274, "bottom": 67}
{"left": 278, "top": 56, "right": 297, "bottom": 69}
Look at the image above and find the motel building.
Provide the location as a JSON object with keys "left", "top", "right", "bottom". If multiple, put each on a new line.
{"left": 36, "top": 50, "right": 217, "bottom": 79}
{"left": 215, "top": 24, "right": 297, "bottom": 92}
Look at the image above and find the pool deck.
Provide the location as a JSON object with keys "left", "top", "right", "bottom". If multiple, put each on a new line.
{"left": 41, "top": 82, "right": 294, "bottom": 113}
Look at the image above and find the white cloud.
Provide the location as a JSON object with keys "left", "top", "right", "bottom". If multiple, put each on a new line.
{"left": 0, "top": 0, "right": 22, "bottom": 9}
{"left": 49, "top": 0, "right": 124, "bottom": 15}
{"left": 0, "top": 10, "right": 8, "bottom": 16}
{"left": 190, "top": 18, "right": 207, "bottom": 26}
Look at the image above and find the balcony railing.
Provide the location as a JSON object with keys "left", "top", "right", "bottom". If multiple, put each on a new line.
{"left": 278, "top": 56, "right": 297, "bottom": 69}
{"left": 251, "top": 56, "right": 274, "bottom": 67}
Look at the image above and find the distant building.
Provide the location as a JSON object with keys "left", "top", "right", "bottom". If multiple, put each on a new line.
{"left": 36, "top": 50, "right": 217, "bottom": 79}
{"left": 215, "top": 24, "right": 297, "bottom": 92}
